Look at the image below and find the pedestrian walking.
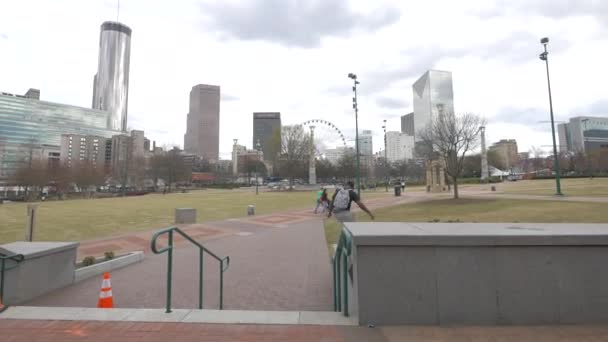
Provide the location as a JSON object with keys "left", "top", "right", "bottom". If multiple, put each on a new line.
{"left": 320, "top": 188, "right": 330, "bottom": 213}
{"left": 313, "top": 187, "right": 324, "bottom": 214}
{"left": 328, "top": 181, "right": 374, "bottom": 223}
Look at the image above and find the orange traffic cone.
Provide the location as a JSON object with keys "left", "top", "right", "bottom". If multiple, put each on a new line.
{"left": 97, "top": 272, "right": 114, "bottom": 308}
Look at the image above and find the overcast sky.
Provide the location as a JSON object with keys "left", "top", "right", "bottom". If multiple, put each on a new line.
{"left": 1, "top": 0, "right": 607, "bottom": 159}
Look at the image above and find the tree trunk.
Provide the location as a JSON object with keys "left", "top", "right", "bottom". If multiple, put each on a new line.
{"left": 452, "top": 176, "right": 459, "bottom": 199}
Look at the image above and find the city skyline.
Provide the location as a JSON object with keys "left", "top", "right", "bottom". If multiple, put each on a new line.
{"left": 1, "top": 0, "right": 608, "bottom": 159}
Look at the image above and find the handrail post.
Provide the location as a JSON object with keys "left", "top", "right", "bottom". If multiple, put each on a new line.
{"left": 342, "top": 251, "right": 349, "bottom": 317}
{"left": 165, "top": 230, "right": 173, "bottom": 313}
{"left": 336, "top": 252, "right": 341, "bottom": 312}
{"left": 333, "top": 257, "right": 337, "bottom": 311}
{"left": 199, "top": 249, "right": 203, "bottom": 309}
{"left": 0, "top": 259, "right": 5, "bottom": 313}
{"left": 219, "top": 260, "right": 224, "bottom": 310}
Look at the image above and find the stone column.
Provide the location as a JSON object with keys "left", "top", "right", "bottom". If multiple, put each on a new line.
{"left": 308, "top": 126, "right": 316, "bottom": 185}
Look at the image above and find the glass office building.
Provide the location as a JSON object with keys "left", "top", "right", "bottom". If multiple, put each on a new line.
{"left": 252, "top": 112, "right": 281, "bottom": 162}
{"left": 412, "top": 70, "right": 454, "bottom": 139}
{"left": 0, "top": 91, "right": 122, "bottom": 182}
{"left": 558, "top": 116, "right": 608, "bottom": 153}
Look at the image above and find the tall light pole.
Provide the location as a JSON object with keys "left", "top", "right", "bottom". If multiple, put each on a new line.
{"left": 382, "top": 120, "right": 388, "bottom": 192}
{"left": 539, "top": 37, "right": 563, "bottom": 196}
{"left": 255, "top": 139, "right": 261, "bottom": 195}
{"left": 348, "top": 73, "right": 361, "bottom": 196}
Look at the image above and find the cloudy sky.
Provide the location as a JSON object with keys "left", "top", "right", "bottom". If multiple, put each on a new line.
{"left": 1, "top": 0, "right": 607, "bottom": 159}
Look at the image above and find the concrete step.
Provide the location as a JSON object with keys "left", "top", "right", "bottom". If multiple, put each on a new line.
{"left": 0, "top": 306, "right": 356, "bottom": 326}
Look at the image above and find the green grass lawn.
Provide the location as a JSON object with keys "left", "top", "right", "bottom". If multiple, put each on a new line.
{"left": 460, "top": 178, "right": 608, "bottom": 197}
{"left": 0, "top": 188, "right": 388, "bottom": 244}
{"left": 324, "top": 197, "right": 608, "bottom": 248}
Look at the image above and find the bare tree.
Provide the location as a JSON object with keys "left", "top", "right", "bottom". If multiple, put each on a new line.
{"left": 71, "top": 161, "right": 106, "bottom": 197}
{"left": 48, "top": 162, "right": 72, "bottom": 199}
{"left": 530, "top": 146, "right": 546, "bottom": 173}
{"left": 277, "top": 125, "right": 310, "bottom": 185}
{"left": 487, "top": 149, "right": 506, "bottom": 171}
{"left": 418, "top": 112, "right": 484, "bottom": 199}
{"left": 315, "top": 158, "right": 335, "bottom": 183}
{"left": 150, "top": 151, "right": 190, "bottom": 192}
{"left": 266, "top": 127, "right": 282, "bottom": 176}
{"left": 337, "top": 150, "right": 357, "bottom": 182}
{"left": 13, "top": 160, "right": 49, "bottom": 200}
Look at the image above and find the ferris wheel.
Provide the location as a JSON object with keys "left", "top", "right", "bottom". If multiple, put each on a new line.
{"left": 301, "top": 119, "right": 348, "bottom": 158}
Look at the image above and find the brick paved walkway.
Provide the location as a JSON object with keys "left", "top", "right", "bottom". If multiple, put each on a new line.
{"left": 26, "top": 219, "right": 334, "bottom": 311}
{"left": 4, "top": 319, "right": 608, "bottom": 341}
{"left": 0, "top": 320, "right": 387, "bottom": 342}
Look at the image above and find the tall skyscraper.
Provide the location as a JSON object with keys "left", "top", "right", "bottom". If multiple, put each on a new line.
{"left": 184, "top": 84, "right": 221, "bottom": 161}
{"left": 401, "top": 112, "right": 414, "bottom": 135}
{"left": 358, "top": 130, "right": 373, "bottom": 156}
{"left": 253, "top": 112, "right": 281, "bottom": 162}
{"left": 92, "top": 21, "right": 132, "bottom": 132}
{"left": 412, "top": 70, "right": 454, "bottom": 138}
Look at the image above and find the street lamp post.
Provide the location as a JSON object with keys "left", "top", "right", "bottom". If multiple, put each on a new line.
{"left": 382, "top": 120, "right": 388, "bottom": 192}
{"left": 539, "top": 37, "right": 563, "bottom": 196}
{"left": 348, "top": 73, "right": 361, "bottom": 196}
{"left": 255, "top": 139, "right": 261, "bottom": 195}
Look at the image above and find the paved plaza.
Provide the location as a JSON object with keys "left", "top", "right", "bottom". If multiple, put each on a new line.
{"left": 4, "top": 189, "right": 608, "bottom": 341}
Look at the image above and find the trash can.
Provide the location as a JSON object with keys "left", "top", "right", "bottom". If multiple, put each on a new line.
{"left": 394, "top": 186, "right": 402, "bottom": 197}
{"left": 491, "top": 186, "right": 496, "bottom": 192}
{"left": 247, "top": 205, "right": 255, "bottom": 216}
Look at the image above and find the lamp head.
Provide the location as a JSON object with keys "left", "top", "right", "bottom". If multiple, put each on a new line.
{"left": 348, "top": 73, "right": 357, "bottom": 80}
{"left": 540, "top": 37, "right": 549, "bottom": 44}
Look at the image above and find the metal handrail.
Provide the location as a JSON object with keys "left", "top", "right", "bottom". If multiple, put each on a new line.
{"left": 0, "top": 252, "right": 25, "bottom": 313}
{"left": 332, "top": 228, "right": 352, "bottom": 317}
{"left": 151, "top": 226, "right": 230, "bottom": 313}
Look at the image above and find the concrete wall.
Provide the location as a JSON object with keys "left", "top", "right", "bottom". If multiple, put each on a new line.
{"left": 343, "top": 222, "right": 608, "bottom": 326}
{"left": 353, "top": 245, "right": 608, "bottom": 325}
{"left": 0, "top": 242, "right": 78, "bottom": 305}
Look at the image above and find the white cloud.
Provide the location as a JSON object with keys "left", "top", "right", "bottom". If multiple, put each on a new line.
{"left": 0, "top": 0, "right": 607, "bottom": 160}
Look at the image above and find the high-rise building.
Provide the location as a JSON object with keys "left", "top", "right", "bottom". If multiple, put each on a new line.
{"left": 489, "top": 139, "right": 519, "bottom": 170}
{"left": 412, "top": 70, "right": 454, "bottom": 138}
{"left": 358, "top": 130, "right": 373, "bottom": 156}
{"left": 385, "top": 132, "right": 415, "bottom": 162}
{"left": 184, "top": 84, "right": 221, "bottom": 161}
{"left": 558, "top": 123, "right": 571, "bottom": 152}
{"left": 401, "top": 112, "right": 414, "bottom": 135}
{"left": 92, "top": 21, "right": 132, "bottom": 132}
{"left": 253, "top": 112, "right": 281, "bottom": 162}
{"left": 558, "top": 116, "right": 608, "bottom": 154}
{"left": 60, "top": 134, "right": 108, "bottom": 168}
{"left": 0, "top": 90, "right": 122, "bottom": 183}
{"left": 324, "top": 146, "right": 353, "bottom": 165}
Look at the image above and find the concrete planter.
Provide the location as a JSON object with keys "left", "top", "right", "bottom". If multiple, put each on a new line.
{"left": 74, "top": 251, "right": 144, "bottom": 283}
